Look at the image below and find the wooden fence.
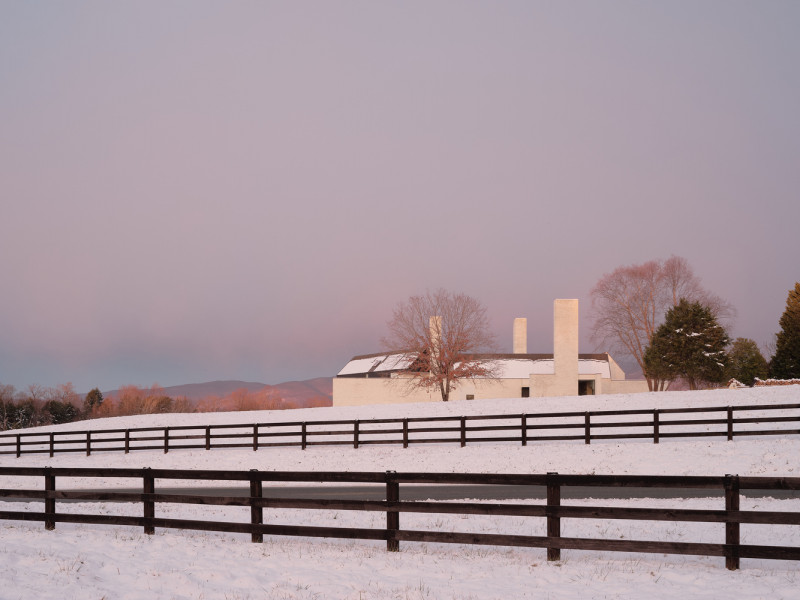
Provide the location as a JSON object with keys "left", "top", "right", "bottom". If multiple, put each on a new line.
{"left": 0, "top": 467, "right": 799, "bottom": 570}
{"left": 1, "top": 402, "right": 799, "bottom": 458}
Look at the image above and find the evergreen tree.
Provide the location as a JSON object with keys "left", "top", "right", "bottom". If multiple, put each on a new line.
{"left": 84, "top": 388, "right": 104, "bottom": 416}
{"left": 13, "top": 399, "right": 40, "bottom": 429}
{"left": 644, "top": 299, "right": 730, "bottom": 390}
{"left": 770, "top": 283, "right": 800, "bottom": 379}
{"left": 725, "top": 338, "right": 768, "bottom": 386}
{"left": 43, "top": 399, "right": 80, "bottom": 425}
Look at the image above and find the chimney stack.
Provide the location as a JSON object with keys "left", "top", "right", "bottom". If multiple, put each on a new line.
{"left": 553, "top": 299, "right": 579, "bottom": 391}
{"left": 513, "top": 318, "right": 527, "bottom": 354}
{"left": 429, "top": 315, "right": 442, "bottom": 364}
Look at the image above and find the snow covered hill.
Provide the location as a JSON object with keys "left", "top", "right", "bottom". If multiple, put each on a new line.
{"left": 2, "top": 385, "right": 799, "bottom": 599}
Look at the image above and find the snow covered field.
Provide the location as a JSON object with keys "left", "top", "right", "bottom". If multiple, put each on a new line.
{"left": 2, "top": 386, "right": 800, "bottom": 599}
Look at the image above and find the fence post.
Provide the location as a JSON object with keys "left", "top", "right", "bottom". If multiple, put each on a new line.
{"left": 727, "top": 407, "right": 734, "bottom": 441}
{"left": 86, "top": 432, "right": 91, "bottom": 456}
{"left": 460, "top": 417, "right": 466, "bottom": 447}
{"left": 584, "top": 413, "right": 591, "bottom": 445}
{"left": 164, "top": 428, "right": 169, "bottom": 454}
{"left": 354, "top": 420, "right": 360, "bottom": 449}
{"left": 143, "top": 468, "right": 155, "bottom": 535}
{"left": 402, "top": 419, "right": 409, "bottom": 449}
{"left": 124, "top": 429, "right": 130, "bottom": 454}
{"left": 386, "top": 471, "right": 399, "bottom": 552}
{"left": 546, "top": 472, "right": 561, "bottom": 561}
{"left": 205, "top": 427, "right": 211, "bottom": 451}
{"left": 16, "top": 434, "right": 20, "bottom": 458}
{"left": 725, "top": 474, "right": 740, "bottom": 570}
{"left": 521, "top": 414, "right": 527, "bottom": 446}
{"left": 49, "top": 432, "right": 55, "bottom": 458}
{"left": 653, "top": 409, "right": 660, "bottom": 444}
{"left": 250, "top": 469, "right": 263, "bottom": 543}
{"left": 301, "top": 423, "right": 307, "bottom": 450}
{"left": 44, "top": 467, "right": 55, "bottom": 531}
{"left": 253, "top": 425, "right": 259, "bottom": 451}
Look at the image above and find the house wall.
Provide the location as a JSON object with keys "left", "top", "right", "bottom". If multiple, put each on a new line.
{"left": 333, "top": 375, "right": 535, "bottom": 405}
{"left": 607, "top": 354, "right": 627, "bottom": 381}
{"left": 597, "top": 379, "right": 650, "bottom": 395}
{"left": 332, "top": 373, "right": 648, "bottom": 406}
{"left": 529, "top": 374, "right": 562, "bottom": 398}
{"left": 448, "top": 378, "right": 532, "bottom": 401}
{"left": 332, "top": 376, "right": 437, "bottom": 406}
{"left": 600, "top": 354, "right": 649, "bottom": 394}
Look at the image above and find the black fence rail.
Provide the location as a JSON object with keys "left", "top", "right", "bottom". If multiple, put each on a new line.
{"left": 1, "top": 402, "right": 799, "bottom": 458}
{"left": 0, "top": 467, "right": 798, "bottom": 570}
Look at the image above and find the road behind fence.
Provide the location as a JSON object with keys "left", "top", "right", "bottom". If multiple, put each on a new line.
{"left": 0, "top": 467, "right": 799, "bottom": 570}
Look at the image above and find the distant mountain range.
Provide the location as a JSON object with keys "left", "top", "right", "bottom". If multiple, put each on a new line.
{"left": 104, "top": 377, "right": 332, "bottom": 408}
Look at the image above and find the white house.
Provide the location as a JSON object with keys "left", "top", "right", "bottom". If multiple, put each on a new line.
{"left": 332, "top": 299, "right": 649, "bottom": 406}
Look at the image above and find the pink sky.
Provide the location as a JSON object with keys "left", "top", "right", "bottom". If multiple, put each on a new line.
{"left": 1, "top": 2, "right": 798, "bottom": 392}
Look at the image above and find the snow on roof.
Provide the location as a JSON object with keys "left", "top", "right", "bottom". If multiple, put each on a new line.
{"left": 484, "top": 358, "right": 611, "bottom": 379}
{"left": 494, "top": 358, "right": 553, "bottom": 378}
{"left": 338, "top": 354, "right": 612, "bottom": 379}
{"left": 337, "top": 353, "right": 415, "bottom": 376}
{"left": 578, "top": 359, "right": 611, "bottom": 379}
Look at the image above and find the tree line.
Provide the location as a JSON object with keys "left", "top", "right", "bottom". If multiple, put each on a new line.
{"left": 0, "top": 383, "right": 322, "bottom": 431}
{"left": 591, "top": 258, "right": 800, "bottom": 390}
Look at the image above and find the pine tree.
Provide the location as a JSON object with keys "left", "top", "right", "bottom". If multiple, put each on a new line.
{"left": 83, "top": 388, "right": 104, "bottom": 416}
{"left": 770, "top": 283, "right": 800, "bottom": 379}
{"left": 43, "top": 399, "right": 80, "bottom": 425}
{"left": 644, "top": 299, "right": 730, "bottom": 390}
{"left": 726, "top": 338, "right": 768, "bottom": 386}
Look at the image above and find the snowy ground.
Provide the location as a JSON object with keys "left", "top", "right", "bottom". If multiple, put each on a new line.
{"left": 2, "top": 385, "right": 800, "bottom": 599}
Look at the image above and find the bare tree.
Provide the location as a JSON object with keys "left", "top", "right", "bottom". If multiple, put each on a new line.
{"left": 42, "top": 383, "right": 82, "bottom": 425}
{"left": 46, "top": 382, "right": 81, "bottom": 406}
{"left": 382, "top": 289, "right": 499, "bottom": 401}
{"left": 105, "top": 384, "right": 190, "bottom": 416}
{"left": 590, "top": 256, "right": 735, "bottom": 391}
{"left": 230, "top": 387, "right": 283, "bottom": 411}
{"left": 0, "top": 384, "right": 18, "bottom": 430}
{"left": 661, "top": 256, "right": 735, "bottom": 321}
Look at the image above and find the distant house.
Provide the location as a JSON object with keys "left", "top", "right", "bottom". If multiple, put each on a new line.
{"left": 332, "top": 299, "right": 648, "bottom": 406}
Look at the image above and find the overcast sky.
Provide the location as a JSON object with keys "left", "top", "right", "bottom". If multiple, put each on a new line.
{"left": 1, "top": 2, "right": 798, "bottom": 392}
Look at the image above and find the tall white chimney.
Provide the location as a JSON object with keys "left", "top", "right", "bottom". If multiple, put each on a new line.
{"left": 553, "top": 299, "right": 579, "bottom": 393}
{"left": 513, "top": 318, "right": 527, "bottom": 354}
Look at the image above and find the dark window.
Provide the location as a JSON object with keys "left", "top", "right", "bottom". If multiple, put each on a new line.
{"left": 466, "top": 394, "right": 475, "bottom": 400}
{"left": 578, "top": 380, "right": 596, "bottom": 396}
{"left": 521, "top": 387, "right": 530, "bottom": 398}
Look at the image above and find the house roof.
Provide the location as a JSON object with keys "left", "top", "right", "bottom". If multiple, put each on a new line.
{"left": 336, "top": 352, "right": 614, "bottom": 379}
{"left": 336, "top": 353, "right": 416, "bottom": 377}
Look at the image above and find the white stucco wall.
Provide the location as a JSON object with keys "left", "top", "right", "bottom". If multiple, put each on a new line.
{"left": 333, "top": 372, "right": 648, "bottom": 406}
{"left": 597, "top": 379, "right": 650, "bottom": 395}
{"left": 334, "top": 374, "right": 536, "bottom": 405}
{"left": 332, "top": 376, "right": 437, "bottom": 406}
{"left": 607, "top": 354, "right": 627, "bottom": 381}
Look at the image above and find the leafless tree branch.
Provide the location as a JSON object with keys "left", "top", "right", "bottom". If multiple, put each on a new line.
{"left": 381, "top": 289, "right": 499, "bottom": 401}
{"left": 590, "top": 255, "right": 736, "bottom": 391}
